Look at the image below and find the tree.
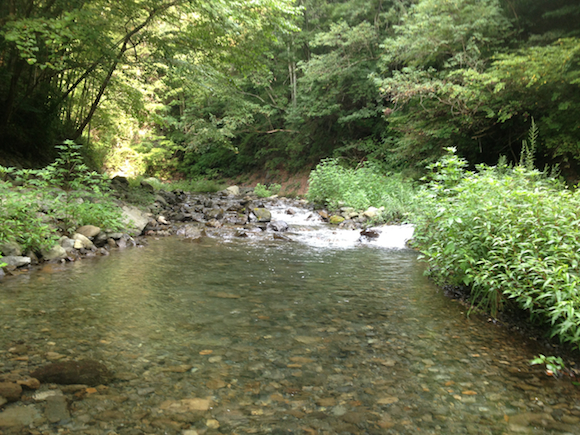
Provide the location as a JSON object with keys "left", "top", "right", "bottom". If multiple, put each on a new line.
{"left": 0, "top": 0, "right": 299, "bottom": 163}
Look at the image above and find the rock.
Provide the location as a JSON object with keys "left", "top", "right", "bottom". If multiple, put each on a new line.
{"left": 16, "top": 378, "right": 40, "bottom": 390}
{"left": 121, "top": 205, "right": 150, "bottom": 236}
{"left": 268, "top": 221, "right": 289, "bottom": 232}
{"left": 226, "top": 186, "right": 240, "bottom": 195}
{"left": 363, "top": 206, "right": 380, "bottom": 219}
{"left": 116, "top": 234, "right": 136, "bottom": 249}
{"left": 253, "top": 208, "right": 272, "bottom": 222}
{"left": 360, "top": 228, "right": 381, "bottom": 239}
{"left": 2, "top": 256, "right": 31, "bottom": 268}
{"left": 60, "top": 237, "right": 75, "bottom": 251}
{"left": 8, "top": 344, "right": 28, "bottom": 355}
{"left": 205, "top": 219, "right": 222, "bottom": 228}
{"left": 0, "top": 241, "right": 22, "bottom": 256}
{"left": 41, "top": 245, "right": 67, "bottom": 261}
{"left": 33, "top": 390, "right": 63, "bottom": 402}
{"left": 0, "top": 383, "right": 22, "bottom": 402}
{"left": 205, "top": 209, "right": 224, "bottom": 220}
{"left": 155, "top": 195, "right": 168, "bottom": 206}
{"left": 76, "top": 225, "right": 101, "bottom": 239}
{"left": 176, "top": 225, "right": 205, "bottom": 240}
{"left": 45, "top": 395, "right": 70, "bottom": 423}
{"left": 72, "top": 233, "right": 93, "bottom": 249}
{"left": 329, "top": 215, "right": 345, "bottom": 225}
{"left": 160, "top": 398, "right": 212, "bottom": 413}
{"left": 30, "top": 360, "right": 113, "bottom": 386}
{"left": 206, "top": 419, "right": 220, "bottom": 429}
{"left": 0, "top": 405, "right": 42, "bottom": 427}
{"left": 0, "top": 397, "right": 6, "bottom": 408}
{"left": 111, "top": 176, "right": 129, "bottom": 191}
{"left": 140, "top": 179, "right": 156, "bottom": 192}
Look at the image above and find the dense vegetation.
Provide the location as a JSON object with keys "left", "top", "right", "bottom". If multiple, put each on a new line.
{"left": 1, "top": 1, "right": 579, "bottom": 178}
{"left": 0, "top": 142, "right": 124, "bottom": 255}
{"left": 412, "top": 146, "right": 580, "bottom": 349}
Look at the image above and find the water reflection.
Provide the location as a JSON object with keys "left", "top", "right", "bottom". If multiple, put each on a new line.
{"left": 0, "top": 237, "right": 579, "bottom": 434}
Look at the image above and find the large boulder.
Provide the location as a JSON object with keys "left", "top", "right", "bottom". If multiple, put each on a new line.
{"left": 121, "top": 205, "right": 150, "bottom": 236}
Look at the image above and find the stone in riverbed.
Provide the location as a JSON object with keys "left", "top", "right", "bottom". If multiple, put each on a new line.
{"left": 41, "top": 245, "right": 67, "bottom": 261}
{"left": 0, "top": 382, "right": 22, "bottom": 402}
{"left": 253, "top": 208, "right": 271, "bottom": 222}
{"left": 329, "top": 215, "right": 345, "bottom": 225}
{"left": 0, "top": 405, "right": 42, "bottom": 427}
{"left": 268, "top": 221, "right": 289, "bottom": 232}
{"left": 2, "top": 256, "right": 31, "bottom": 268}
{"left": 226, "top": 186, "right": 240, "bottom": 195}
{"left": 73, "top": 233, "right": 93, "bottom": 249}
{"left": 30, "top": 360, "right": 113, "bottom": 386}
{"left": 45, "top": 395, "right": 70, "bottom": 423}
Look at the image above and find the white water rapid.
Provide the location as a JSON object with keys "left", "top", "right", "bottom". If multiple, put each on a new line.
{"left": 269, "top": 203, "right": 415, "bottom": 250}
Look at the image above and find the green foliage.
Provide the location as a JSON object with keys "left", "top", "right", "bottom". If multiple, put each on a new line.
{"left": 0, "top": 142, "right": 123, "bottom": 252}
{"left": 413, "top": 148, "right": 580, "bottom": 348}
{"left": 306, "top": 158, "right": 420, "bottom": 222}
{"left": 254, "top": 183, "right": 282, "bottom": 198}
{"left": 167, "top": 178, "right": 226, "bottom": 193}
{"left": 530, "top": 354, "right": 566, "bottom": 377}
{"left": 0, "top": 181, "right": 58, "bottom": 253}
{"left": 375, "top": 0, "right": 580, "bottom": 171}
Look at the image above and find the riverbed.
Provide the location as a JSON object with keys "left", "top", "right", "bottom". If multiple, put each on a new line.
{"left": 0, "top": 214, "right": 579, "bottom": 434}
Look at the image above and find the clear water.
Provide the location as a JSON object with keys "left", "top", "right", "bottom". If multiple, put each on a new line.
{"left": 1, "top": 232, "right": 579, "bottom": 434}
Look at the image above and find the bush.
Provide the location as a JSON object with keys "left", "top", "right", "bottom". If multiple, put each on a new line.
{"left": 413, "top": 148, "right": 580, "bottom": 348}
{"left": 0, "top": 141, "right": 123, "bottom": 253}
{"left": 254, "top": 183, "right": 281, "bottom": 198}
{"left": 306, "top": 158, "right": 421, "bottom": 222}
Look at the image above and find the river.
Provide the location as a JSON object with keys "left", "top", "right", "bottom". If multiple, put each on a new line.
{"left": 0, "top": 207, "right": 578, "bottom": 434}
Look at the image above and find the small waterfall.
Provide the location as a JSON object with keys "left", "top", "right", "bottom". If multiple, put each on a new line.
{"left": 269, "top": 203, "right": 414, "bottom": 250}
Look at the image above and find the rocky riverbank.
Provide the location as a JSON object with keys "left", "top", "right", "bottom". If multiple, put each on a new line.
{"left": 1, "top": 177, "right": 385, "bottom": 279}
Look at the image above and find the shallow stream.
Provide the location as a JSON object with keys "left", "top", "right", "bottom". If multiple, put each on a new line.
{"left": 0, "top": 211, "right": 579, "bottom": 434}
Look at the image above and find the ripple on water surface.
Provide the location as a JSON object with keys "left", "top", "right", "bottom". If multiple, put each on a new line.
{"left": 0, "top": 236, "right": 579, "bottom": 434}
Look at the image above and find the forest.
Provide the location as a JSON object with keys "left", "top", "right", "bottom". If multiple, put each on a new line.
{"left": 1, "top": 0, "right": 579, "bottom": 179}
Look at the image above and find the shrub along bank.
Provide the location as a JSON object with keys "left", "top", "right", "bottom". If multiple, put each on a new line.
{"left": 306, "top": 147, "right": 580, "bottom": 350}
{"left": 412, "top": 148, "right": 580, "bottom": 349}
{"left": 306, "top": 158, "right": 422, "bottom": 223}
{"left": 0, "top": 142, "right": 124, "bottom": 267}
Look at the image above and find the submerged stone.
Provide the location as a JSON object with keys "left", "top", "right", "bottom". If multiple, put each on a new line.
{"left": 30, "top": 360, "right": 113, "bottom": 386}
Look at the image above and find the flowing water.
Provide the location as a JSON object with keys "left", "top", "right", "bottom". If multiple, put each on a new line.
{"left": 0, "top": 212, "right": 579, "bottom": 435}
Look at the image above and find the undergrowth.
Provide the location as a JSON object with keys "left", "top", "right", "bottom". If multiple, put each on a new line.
{"left": 412, "top": 146, "right": 580, "bottom": 349}
{"left": 0, "top": 141, "right": 123, "bottom": 254}
{"left": 306, "top": 158, "right": 421, "bottom": 223}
